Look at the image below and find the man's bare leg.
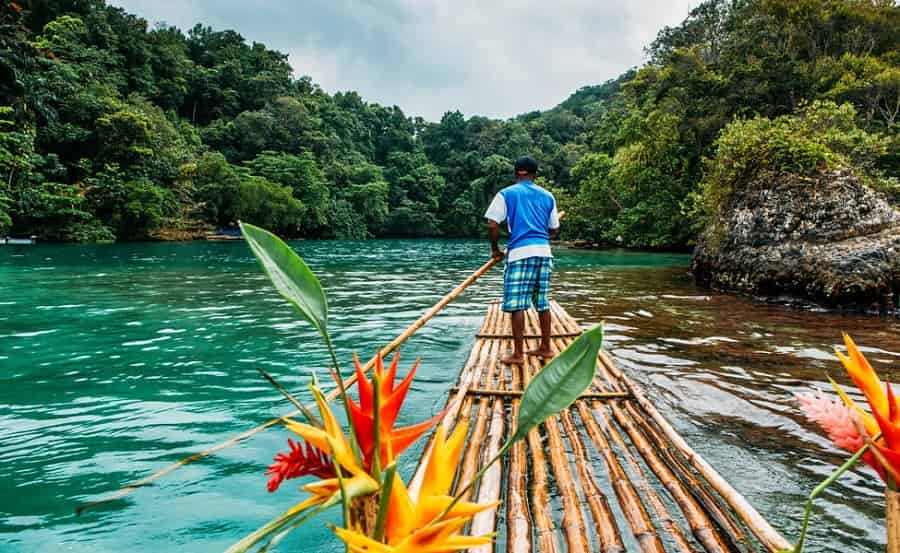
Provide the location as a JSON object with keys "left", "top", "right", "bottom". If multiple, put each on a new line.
{"left": 528, "top": 310, "right": 555, "bottom": 358}
{"left": 501, "top": 310, "right": 525, "bottom": 365}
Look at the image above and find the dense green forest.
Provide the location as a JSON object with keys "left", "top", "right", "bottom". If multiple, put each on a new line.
{"left": 1, "top": 0, "right": 897, "bottom": 245}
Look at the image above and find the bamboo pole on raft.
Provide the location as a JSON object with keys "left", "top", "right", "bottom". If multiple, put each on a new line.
{"left": 407, "top": 303, "right": 500, "bottom": 499}
{"left": 592, "top": 403, "right": 694, "bottom": 553}
{"left": 520, "top": 323, "right": 619, "bottom": 553}
{"left": 508, "top": 309, "right": 561, "bottom": 553}
{"left": 547, "top": 303, "right": 665, "bottom": 553}
{"left": 581, "top": 346, "right": 732, "bottom": 553}
{"left": 597, "top": 350, "right": 792, "bottom": 552}
{"left": 576, "top": 399, "right": 666, "bottom": 553}
{"left": 606, "top": 399, "right": 731, "bottom": 552}
{"left": 539, "top": 323, "right": 633, "bottom": 553}
{"left": 555, "top": 304, "right": 740, "bottom": 553}
{"left": 76, "top": 257, "right": 500, "bottom": 514}
{"left": 549, "top": 305, "right": 675, "bottom": 552}
{"left": 558, "top": 406, "right": 626, "bottom": 553}
{"left": 551, "top": 308, "right": 685, "bottom": 553}
{"left": 469, "top": 339, "right": 507, "bottom": 553}
{"left": 454, "top": 348, "right": 494, "bottom": 502}
{"left": 523, "top": 365, "right": 561, "bottom": 553}
{"left": 506, "top": 355, "right": 532, "bottom": 553}
{"left": 522, "top": 347, "right": 591, "bottom": 552}
{"left": 620, "top": 401, "right": 749, "bottom": 552}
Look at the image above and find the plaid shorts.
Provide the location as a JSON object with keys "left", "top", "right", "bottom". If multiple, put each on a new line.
{"left": 502, "top": 256, "right": 553, "bottom": 312}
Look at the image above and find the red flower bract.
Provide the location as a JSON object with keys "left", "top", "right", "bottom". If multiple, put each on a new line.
{"left": 265, "top": 438, "right": 335, "bottom": 493}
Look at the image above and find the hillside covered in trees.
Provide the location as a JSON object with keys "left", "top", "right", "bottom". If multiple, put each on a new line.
{"left": 1, "top": 0, "right": 898, "bottom": 246}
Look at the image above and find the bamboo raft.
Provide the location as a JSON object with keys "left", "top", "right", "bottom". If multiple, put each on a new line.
{"left": 409, "top": 300, "right": 792, "bottom": 553}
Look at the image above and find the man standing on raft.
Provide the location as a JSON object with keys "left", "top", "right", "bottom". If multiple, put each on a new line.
{"left": 485, "top": 156, "right": 562, "bottom": 365}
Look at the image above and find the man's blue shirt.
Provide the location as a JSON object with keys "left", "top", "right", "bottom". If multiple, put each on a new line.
{"left": 484, "top": 180, "right": 559, "bottom": 261}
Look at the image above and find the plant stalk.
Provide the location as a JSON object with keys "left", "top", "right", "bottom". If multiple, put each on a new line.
{"left": 372, "top": 371, "right": 382, "bottom": 482}
{"left": 323, "top": 333, "right": 363, "bottom": 463}
{"left": 373, "top": 463, "right": 397, "bottom": 543}
{"left": 788, "top": 442, "right": 872, "bottom": 553}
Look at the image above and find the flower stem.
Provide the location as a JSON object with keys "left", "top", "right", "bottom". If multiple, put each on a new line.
{"left": 331, "top": 447, "right": 350, "bottom": 553}
{"left": 323, "top": 333, "right": 363, "bottom": 463}
{"left": 372, "top": 371, "right": 382, "bottom": 482}
{"left": 790, "top": 443, "right": 871, "bottom": 553}
{"left": 373, "top": 463, "right": 397, "bottom": 543}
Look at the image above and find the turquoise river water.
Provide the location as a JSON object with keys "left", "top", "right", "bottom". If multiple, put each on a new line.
{"left": 1, "top": 240, "right": 898, "bottom": 552}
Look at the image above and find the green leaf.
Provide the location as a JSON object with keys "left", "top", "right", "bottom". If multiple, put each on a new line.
{"left": 509, "top": 323, "right": 603, "bottom": 445}
{"left": 240, "top": 221, "right": 328, "bottom": 337}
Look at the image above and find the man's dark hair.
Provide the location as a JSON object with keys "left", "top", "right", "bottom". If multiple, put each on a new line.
{"left": 514, "top": 156, "right": 538, "bottom": 176}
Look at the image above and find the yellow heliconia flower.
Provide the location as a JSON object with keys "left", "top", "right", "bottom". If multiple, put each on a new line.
{"left": 334, "top": 421, "right": 498, "bottom": 552}
{"left": 334, "top": 517, "right": 493, "bottom": 553}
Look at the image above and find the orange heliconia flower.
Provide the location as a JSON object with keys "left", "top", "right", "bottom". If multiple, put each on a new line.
{"left": 832, "top": 334, "right": 900, "bottom": 486}
{"left": 342, "top": 351, "right": 443, "bottom": 471}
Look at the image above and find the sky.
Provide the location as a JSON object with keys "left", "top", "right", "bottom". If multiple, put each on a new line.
{"left": 111, "top": 1, "right": 692, "bottom": 121}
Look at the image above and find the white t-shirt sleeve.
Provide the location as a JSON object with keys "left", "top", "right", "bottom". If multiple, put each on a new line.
{"left": 484, "top": 193, "right": 507, "bottom": 223}
{"left": 548, "top": 200, "right": 560, "bottom": 230}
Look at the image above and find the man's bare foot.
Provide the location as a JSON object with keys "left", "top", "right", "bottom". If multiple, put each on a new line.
{"left": 527, "top": 347, "right": 555, "bottom": 359}
{"left": 501, "top": 353, "right": 525, "bottom": 365}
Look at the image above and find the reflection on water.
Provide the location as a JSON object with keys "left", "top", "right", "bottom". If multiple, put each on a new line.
{"left": 1, "top": 240, "right": 898, "bottom": 552}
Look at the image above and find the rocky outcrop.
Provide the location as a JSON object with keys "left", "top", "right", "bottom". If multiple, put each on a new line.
{"left": 691, "top": 168, "right": 900, "bottom": 314}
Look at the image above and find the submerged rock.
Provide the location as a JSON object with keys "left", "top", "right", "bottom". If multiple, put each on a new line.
{"left": 691, "top": 168, "right": 900, "bottom": 314}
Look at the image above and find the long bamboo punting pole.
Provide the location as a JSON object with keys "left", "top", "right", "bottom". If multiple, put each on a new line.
{"left": 597, "top": 351, "right": 792, "bottom": 552}
{"left": 77, "top": 257, "right": 499, "bottom": 514}
{"left": 506, "top": 358, "right": 532, "bottom": 553}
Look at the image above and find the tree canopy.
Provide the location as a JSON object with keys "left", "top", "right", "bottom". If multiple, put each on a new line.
{"left": 1, "top": 0, "right": 897, "bottom": 244}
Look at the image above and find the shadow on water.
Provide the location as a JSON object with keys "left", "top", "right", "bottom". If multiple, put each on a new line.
{"left": 1, "top": 240, "right": 897, "bottom": 552}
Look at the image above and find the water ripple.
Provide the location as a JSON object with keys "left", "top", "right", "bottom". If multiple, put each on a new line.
{"left": 1, "top": 241, "right": 897, "bottom": 552}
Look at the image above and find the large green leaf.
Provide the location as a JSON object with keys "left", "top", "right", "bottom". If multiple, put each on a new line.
{"left": 240, "top": 222, "right": 328, "bottom": 337}
{"left": 509, "top": 323, "right": 603, "bottom": 444}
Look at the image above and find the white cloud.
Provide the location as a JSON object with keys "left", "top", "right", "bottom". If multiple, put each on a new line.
{"left": 111, "top": 0, "right": 689, "bottom": 120}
